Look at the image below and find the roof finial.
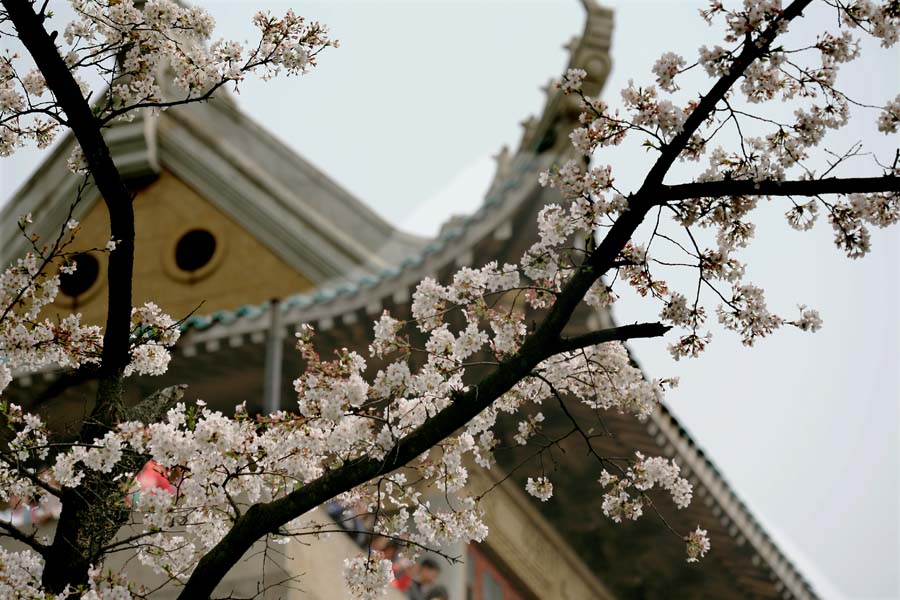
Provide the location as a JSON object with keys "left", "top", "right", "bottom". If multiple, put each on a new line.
{"left": 515, "top": 2, "right": 613, "bottom": 156}
{"left": 492, "top": 145, "right": 512, "bottom": 185}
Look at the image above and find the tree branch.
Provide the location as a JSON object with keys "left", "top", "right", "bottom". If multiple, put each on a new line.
{"left": 659, "top": 175, "right": 900, "bottom": 201}
{"left": 552, "top": 323, "right": 672, "bottom": 354}
{"left": 0, "top": 520, "right": 50, "bottom": 556}
{"left": 126, "top": 385, "right": 187, "bottom": 425}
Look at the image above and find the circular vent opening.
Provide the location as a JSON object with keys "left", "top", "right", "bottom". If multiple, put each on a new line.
{"left": 59, "top": 253, "right": 100, "bottom": 298}
{"left": 175, "top": 229, "right": 217, "bottom": 273}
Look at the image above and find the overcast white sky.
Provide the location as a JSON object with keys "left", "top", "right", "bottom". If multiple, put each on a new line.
{"left": 1, "top": 1, "right": 898, "bottom": 599}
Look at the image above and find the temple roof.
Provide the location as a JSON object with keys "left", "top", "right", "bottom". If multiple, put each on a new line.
{"left": 0, "top": 88, "right": 428, "bottom": 286}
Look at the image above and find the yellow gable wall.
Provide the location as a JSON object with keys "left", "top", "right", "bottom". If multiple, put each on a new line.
{"left": 51, "top": 170, "right": 314, "bottom": 325}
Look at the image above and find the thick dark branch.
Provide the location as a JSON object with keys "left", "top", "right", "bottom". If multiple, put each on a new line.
{"left": 553, "top": 322, "right": 672, "bottom": 354}
{"left": 98, "top": 81, "right": 229, "bottom": 124}
{"left": 660, "top": 175, "right": 900, "bottom": 201}
{"left": 583, "top": 0, "right": 815, "bottom": 287}
{"left": 0, "top": 520, "right": 49, "bottom": 556}
{"left": 126, "top": 385, "right": 187, "bottom": 425}
{"left": 640, "top": 0, "right": 815, "bottom": 192}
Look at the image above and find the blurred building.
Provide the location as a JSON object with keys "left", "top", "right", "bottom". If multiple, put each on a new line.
{"left": 1, "top": 2, "right": 817, "bottom": 599}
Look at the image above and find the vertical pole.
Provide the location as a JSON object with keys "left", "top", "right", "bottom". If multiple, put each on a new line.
{"left": 263, "top": 298, "right": 283, "bottom": 414}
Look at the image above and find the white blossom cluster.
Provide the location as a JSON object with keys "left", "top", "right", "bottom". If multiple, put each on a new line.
{"left": 525, "top": 476, "right": 554, "bottom": 502}
{"left": 685, "top": 527, "right": 711, "bottom": 563}
{"left": 0, "top": 250, "right": 104, "bottom": 396}
{"left": 552, "top": 0, "right": 900, "bottom": 362}
{"left": 839, "top": 0, "right": 900, "bottom": 46}
{"left": 793, "top": 304, "right": 824, "bottom": 332}
{"left": 0, "top": 0, "right": 335, "bottom": 161}
{"left": 343, "top": 554, "right": 394, "bottom": 600}
{"left": 0, "top": 548, "right": 136, "bottom": 600}
{"left": 0, "top": 244, "right": 183, "bottom": 396}
{"left": 717, "top": 284, "right": 784, "bottom": 346}
{"left": 652, "top": 52, "right": 687, "bottom": 92}
{"left": 0, "top": 57, "right": 58, "bottom": 157}
{"left": 125, "top": 302, "right": 181, "bottom": 376}
{"left": 877, "top": 94, "right": 900, "bottom": 132}
{"left": 0, "top": 547, "right": 46, "bottom": 599}
{"left": 621, "top": 80, "right": 688, "bottom": 140}
{"left": 514, "top": 412, "right": 545, "bottom": 446}
{"left": 598, "top": 452, "right": 694, "bottom": 523}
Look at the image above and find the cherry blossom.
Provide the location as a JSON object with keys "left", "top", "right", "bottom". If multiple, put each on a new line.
{"left": 652, "top": 52, "right": 687, "bottom": 92}
{"left": 0, "top": 0, "right": 335, "bottom": 157}
{"left": 877, "top": 94, "right": 900, "bottom": 132}
{"left": 2, "top": 0, "right": 899, "bottom": 595}
{"left": 525, "top": 476, "right": 554, "bottom": 502}
{"left": 685, "top": 527, "right": 711, "bottom": 563}
{"left": 344, "top": 554, "right": 395, "bottom": 600}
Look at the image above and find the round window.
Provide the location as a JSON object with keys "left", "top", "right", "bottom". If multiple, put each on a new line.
{"left": 174, "top": 229, "right": 217, "bottom": 273}
{"left": 59, "top": 253, "right": 100, "bottom": 298}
